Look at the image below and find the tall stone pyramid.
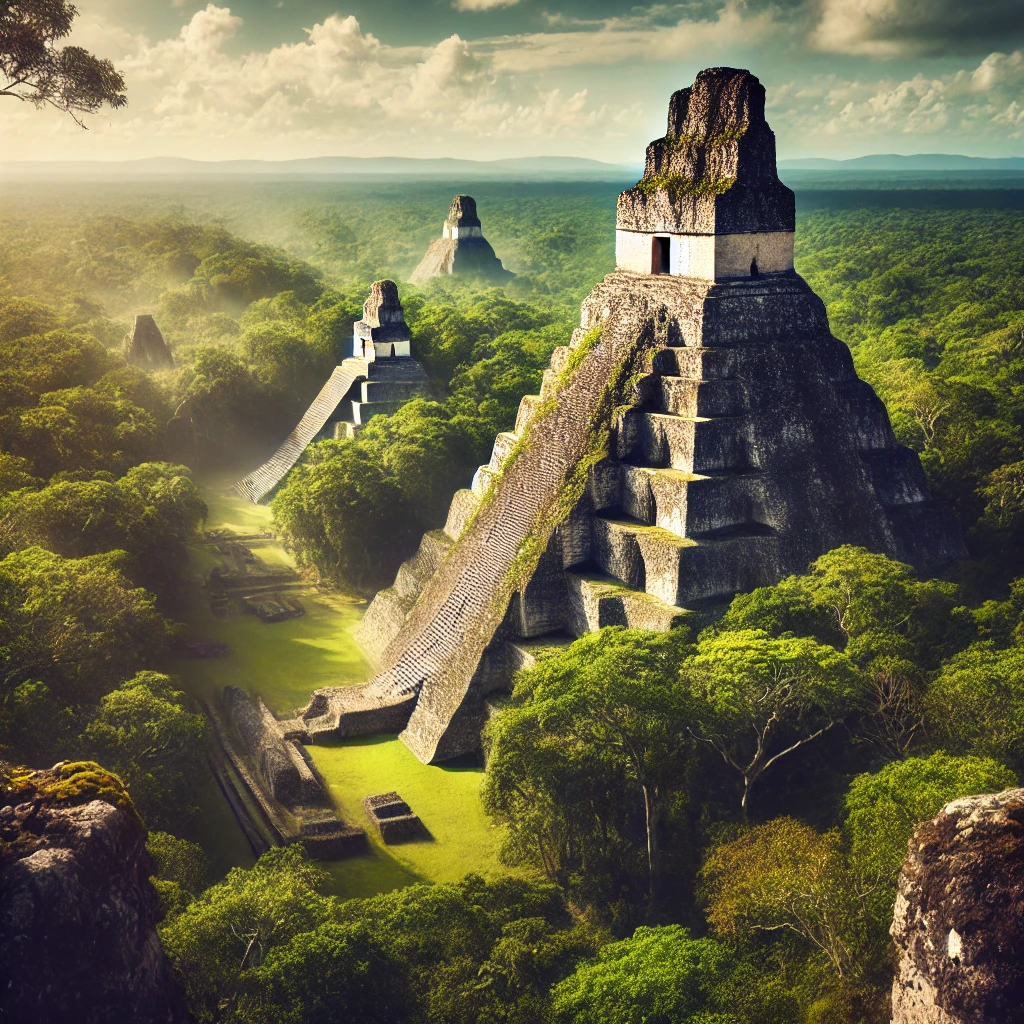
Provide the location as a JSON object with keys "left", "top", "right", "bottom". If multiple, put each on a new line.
{"left": 233, "top": 280, "right": 429, "bottom": 503}
{"left": 410, "top": 195, "right": 514, "bottom": 285}
{"left": 298, "top": 68, "right": 965, "bottom": 764}
{"left": 123, "top": 314, "right": 173, "bottom": 371}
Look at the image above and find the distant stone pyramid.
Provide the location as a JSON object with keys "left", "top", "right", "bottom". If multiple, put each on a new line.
{"left": 410, "top": 195, "right": 513, "bottom": 286}
{"left": 232, "top": 280, "right": 428, "bottom": 503}
{"left": 296, "top": 67, "right": 965, "bottom": 764}
{"left": 123, "top": 314, "right": 173, "bottom": 371}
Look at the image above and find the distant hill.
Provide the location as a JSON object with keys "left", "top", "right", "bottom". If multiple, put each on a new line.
{"left": 780, "top": 154, "right": 1024, "bottom": 171}
{"left": 0, "top": 155, "right": 639, "bottom": 180}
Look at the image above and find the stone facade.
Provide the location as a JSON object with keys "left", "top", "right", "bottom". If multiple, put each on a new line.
{"left": 233, "top": 280, "right": 429, "bottom": 502}
{"left": 410, "top": 195, "right": 514, "bottom": 285}
{"left": 123, "top": 314, "right": 173, "bottom": 371}
{"left": 298, "top": 68, "right": 964, "bottom": 765}
{"left": 891, "top": 788, "right": 1024, "bottom": 1023}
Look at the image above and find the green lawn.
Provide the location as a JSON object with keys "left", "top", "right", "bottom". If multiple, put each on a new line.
{"left": 173, "top": 484, "right": 518, "bottom": 895}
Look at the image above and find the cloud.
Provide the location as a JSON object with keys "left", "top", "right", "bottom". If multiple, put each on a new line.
{"left": 487, "top": 2, "right": 777, "bottom": 72}
{"left": 452, "top": 0, "right": 519, "bottom": 10}
{"left": 769, "top": 49, "right": 1024, "bottom": 145}
{"left": 813, "top": 0, "right": 1024, "bottom": 56}
{"left": 13, "top": 5, "right": 637, "bottom": 159}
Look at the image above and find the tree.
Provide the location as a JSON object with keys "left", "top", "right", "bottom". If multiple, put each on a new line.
{"left": 335, "top": 874, "right": 599, "bottom": 1024}
{"left": 0, "top": 546, "right": 172, "bottom": 713}
{"left": 924, "top": 643, "right": 1024, "bottom": 771}
{"left": 272, "top": 439, "right": 414, "bottom": 592}
{"left": 483, "top": 627, "right": 694, "bottom": 910}
{"left": 0, "top": 0, "right": 126, "bottom": 124}
{"left": 83, "top": 671, "right": 206, "bottom": 829}
{"left": 234, "top": 922, "right": 408, "bottom": 1024}
{"left": 550, "top": 925, "right": 735, "bottom": 1024}
{"left": 685, "top": 630, "right": 862, "bottom": 814}
{"left": 159, "top": 845, "right": 336, "bottom": 1023}
{"left": 700, "top": 818, "right": 879, "bottom": 981}
{"left": 844, "top": 751, "right": 1016, "bottom": 884}
{"left": 148, "top": 830, "right": 209, "bottom": 919}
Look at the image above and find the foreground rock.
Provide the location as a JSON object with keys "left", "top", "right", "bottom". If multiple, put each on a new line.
{"left": 0, "top": 761, "right": 187, "bottom": 1024}
{"left": 891, "top": 787, "right": 1024, "bottom": 1023}
{"left": 123, "top": 314, "right": 174, "bottom": 370}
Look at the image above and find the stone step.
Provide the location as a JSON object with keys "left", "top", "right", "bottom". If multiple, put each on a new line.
{"left": 471, "top": 464, "right": 497, "bottom": 498}
{"left": 351, "top": 399, "right": 407, "bottom": 426}
{"left": 860, "top": 447, "right": 929, "bottom": 507}
{"left": 616, "top": 464, "right": 765, "bottom": 537}
{"left": 655, "top": 377, "right": 748, "bottom": 417}
{"left": 565, "top": 571, "right": 690, "bottom": 636}
{"left": 615, "top": 410, "right": 749, "bottom": 473}
{"left": 838, "top": 378, "right": 899, "bottom": 451}
{"left": 540, "top": 368, "right": 560, "bottom": 400}
{"left": 591, "top": 515, "right": 781, "bottom": 606}
{"left": 393, "top": 530, "right": 452, "bottom": 602}
{"left": 444, "top": 489, "right": 479, "bottom": 540}
{"left": 488, "top": 431, "right": 520, "bottom": 472}
{"left": 515, "top": 394, "right": 543, "bottom": 434}
{"left": 652, "top": 346, "right": 738, "bottom": 381}
{"left": 360, "top": 379, "right": 428, "bottom": 403}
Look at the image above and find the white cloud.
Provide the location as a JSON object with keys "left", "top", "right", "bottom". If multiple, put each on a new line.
{"left": 771, "top": 49, "right": 1024, "bottom": 145}
{"left": 452, "top": 0, "right": 520, "bottom": 10}
{"left": 487, "top": 2, "right": 777, "bottom": 72}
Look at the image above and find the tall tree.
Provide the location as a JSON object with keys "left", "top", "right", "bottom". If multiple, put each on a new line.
{"left": 0, "top": 0, "right": 126, "bottom": 124}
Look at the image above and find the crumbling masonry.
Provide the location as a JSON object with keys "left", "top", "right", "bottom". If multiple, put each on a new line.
{"left": 297, "top": 68, "right": 965, "bottom": 764}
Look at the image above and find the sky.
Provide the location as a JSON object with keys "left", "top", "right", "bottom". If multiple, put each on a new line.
{"left": 2, "top": 0, "right": 1024, "bottom": 163}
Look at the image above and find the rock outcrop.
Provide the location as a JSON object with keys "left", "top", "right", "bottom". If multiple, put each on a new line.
{"left": 410, "top": 195, "right": 514, "bottom": 285}
{"left": 296, "top": 67, "right": 964, "bottom": 765}
{"left": 0, "top": 761, "right": 187, "bottom": 1024}
{"left": 891, "top": 787, "right": 1024, "bottom": 1024}
{"left": 232, "top": 280, "right": 429, "bottom": 503}
{"left": 123, "top": 314, "right": 174, "bottom": 371}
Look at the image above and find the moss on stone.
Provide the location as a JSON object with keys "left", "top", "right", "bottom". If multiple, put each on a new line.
{"left": 634, "top": 173, "right": 734, "bottom": 199}
{"left": 38, "top": 762, "right": 140, "bottom": 821}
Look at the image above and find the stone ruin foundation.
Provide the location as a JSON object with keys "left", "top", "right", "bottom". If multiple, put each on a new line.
{"left": 363, "top": 792, "right": 426, "bottom": 844}
{"left": 291, "top": 67, "right": 964, "bottom": 766}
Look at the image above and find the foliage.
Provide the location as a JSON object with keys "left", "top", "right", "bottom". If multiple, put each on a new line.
{"left": 483, "top": 627, "right": 694, "bottom": 923}
{"left": 700, "top": 819, "right": 880, "bottom": 982}
{"left": 160, "top": 845, "right": 337, "bottom": 1023}
{"left": 844, "top": 751, "right": 1016, "bottom": 883}
{"left": 0, "top": 0, "right": 126, "bottom": 120}
{"left": 234, "top": 922, "right": 408, "bottom": 1024}
{"left": 148, "top": 831, "right": 210, "bottom": 919}
{"left": 0, "top": 461, "right": 206, "bottom": 591}
{"left": 924, "top": 643, "right": 1024, "bottom": 771}
{"left": 83, "top": 672, "right": 206, "bottom": 829}
{"left": 550, "top": 925, "right": 736, "bottom": 1024}
{"left": 0, "top": 546, "right": 173, "bottom": 717}
{"left": 686, "top": 629, "right": 862, "bottom": 813}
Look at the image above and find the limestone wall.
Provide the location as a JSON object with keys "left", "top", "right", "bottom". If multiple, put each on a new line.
{"left": 615, "top": 229, "right": 794, "bottom": 279}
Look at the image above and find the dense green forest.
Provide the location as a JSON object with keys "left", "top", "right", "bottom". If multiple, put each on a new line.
{"left": 4, "top": 182, "right": 1024, "bottom": 1022}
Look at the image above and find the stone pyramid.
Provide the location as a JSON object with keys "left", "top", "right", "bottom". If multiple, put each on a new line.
{"left": 410, "top": 195, "right": 514, "bottom": 285}
{"left": 232, "top": 280, "right": 428, "bottom": 503}
{"left": 123, "top": 314, "right": 173, "bottom": 371}
{"left": 297, "top": 67, "right": 965, "bottom": 764}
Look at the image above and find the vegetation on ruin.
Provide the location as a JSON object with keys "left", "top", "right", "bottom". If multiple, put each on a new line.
{"left": 634, "top": 173, "right": 735, "bottom": 198}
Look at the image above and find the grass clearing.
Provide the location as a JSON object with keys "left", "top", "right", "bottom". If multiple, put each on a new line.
{"left": 171, "top": 483, "right": 517, "bottom": 894}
